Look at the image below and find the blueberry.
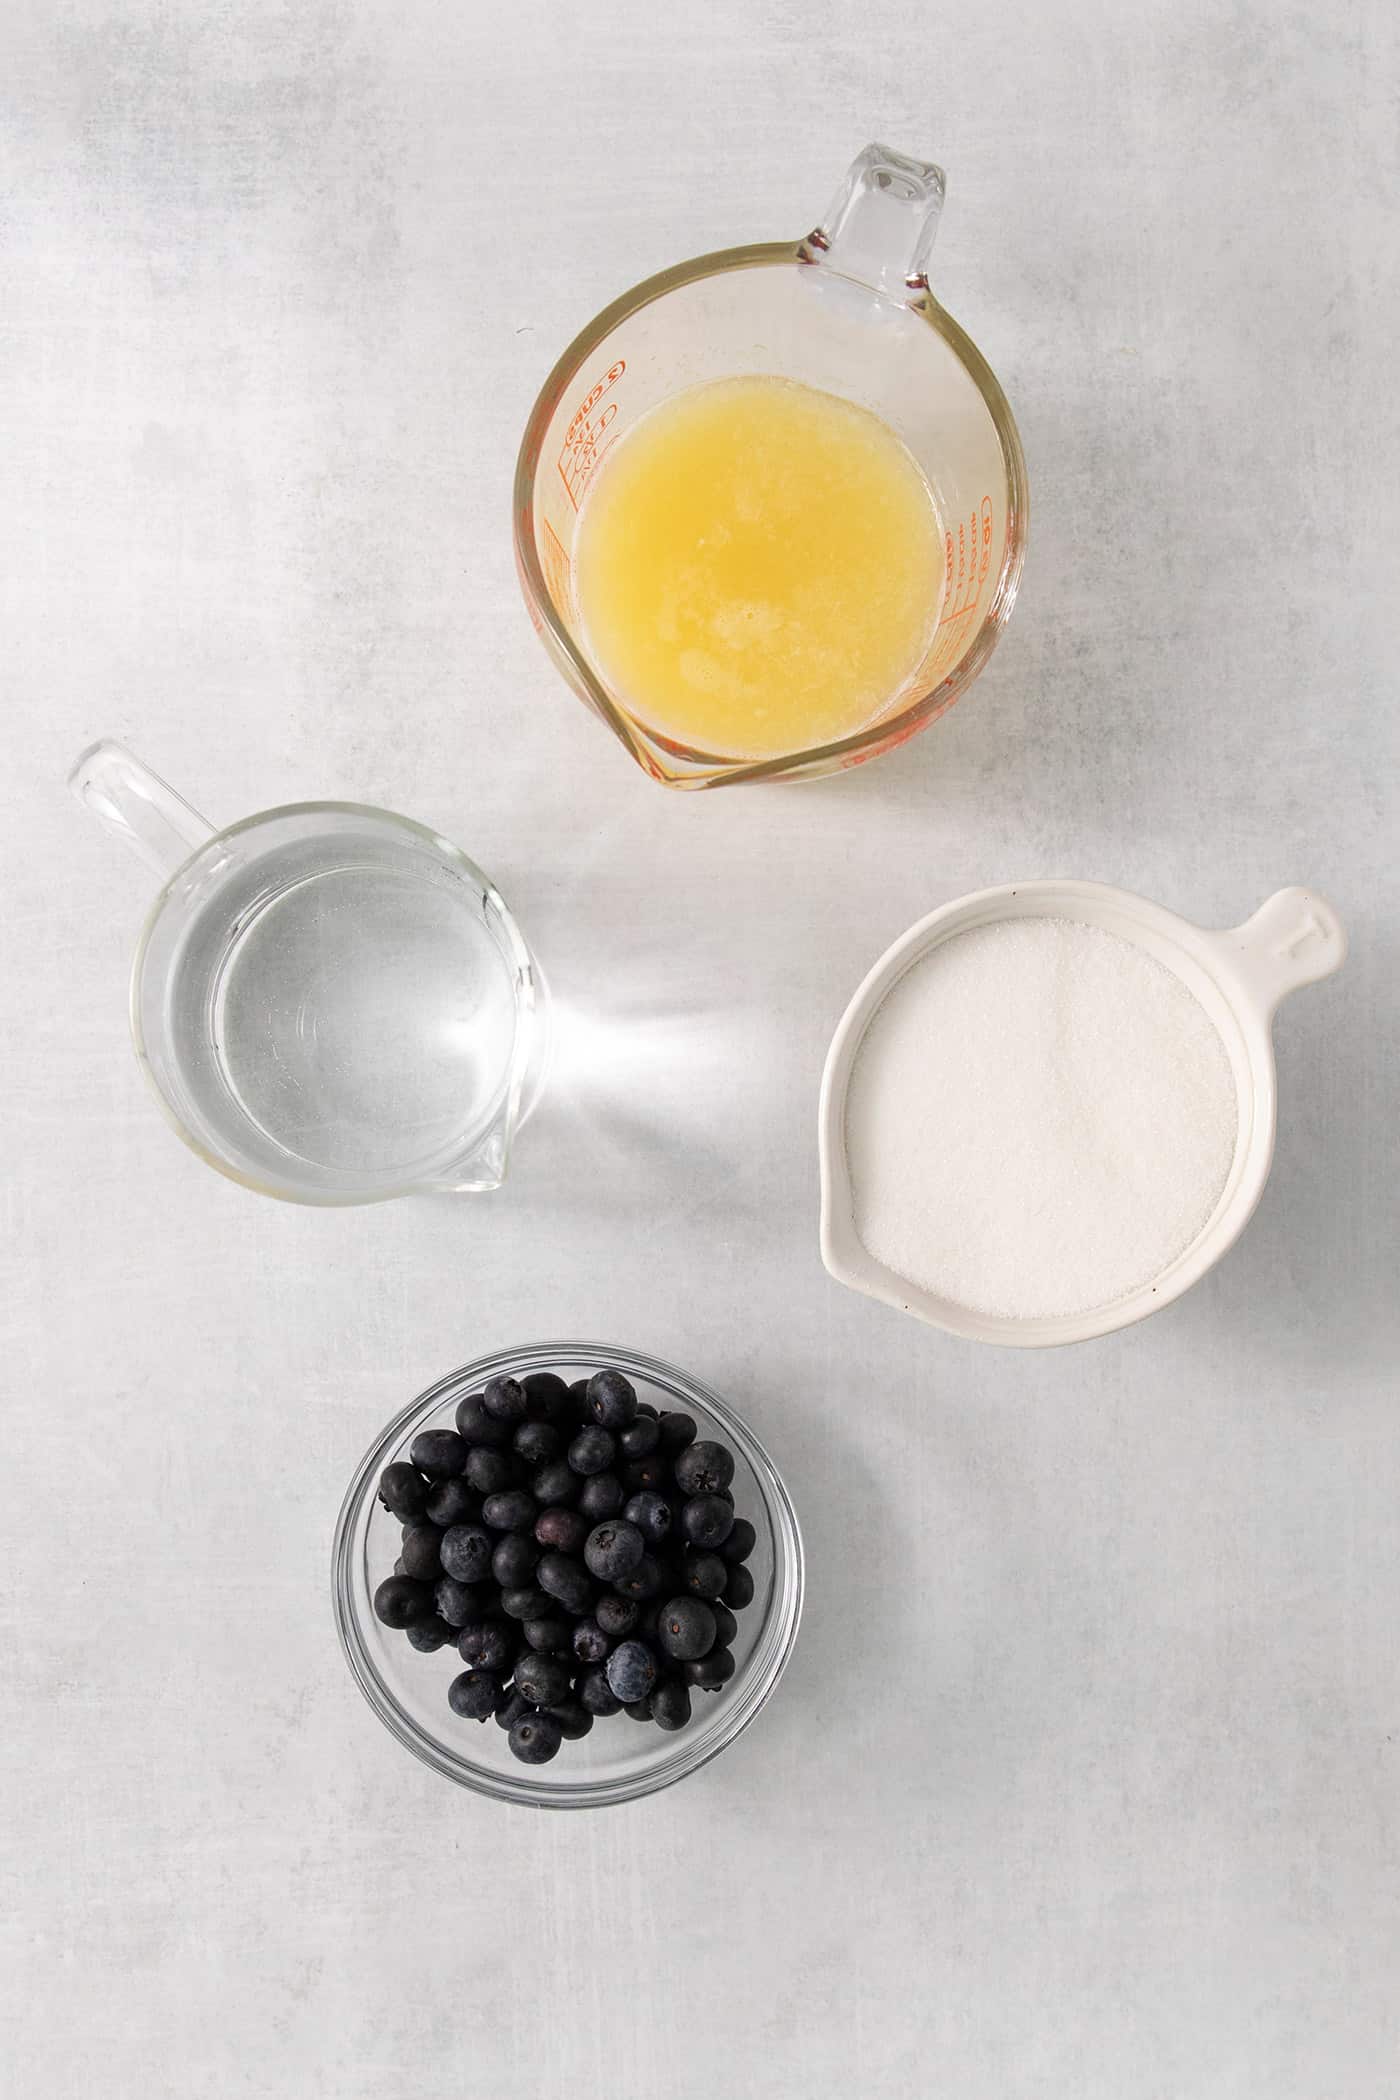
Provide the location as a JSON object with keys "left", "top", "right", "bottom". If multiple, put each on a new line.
{"left": 621, "top": 1455, "right": 669, "bottom": 1495}
{"left": 710, "top": 1601, "right": 738, "bottom": 1649}
{"left": 579, "top": 1666, "right": 623, "bottom": 1717}
{"left": 523, "top": 1615, "right": 571, "bottom": 1654}
{"left": 623, "top": 1490, "right": 672, "bottom": 1546}
{"left": 491, "top": 1688, "right": 528, "bottom": 1738}
{"left": 439, "top": 1524, "right": 494, "bottom": 1584}
{"left": 683, "top": 1645, "right": 736, "bottom": 1690}
{"left": 536, "top": 1552, "right": 593, "bottom": 1616}
{"left": 482, "top": 1375, "right": 527, "bottom": 1423}
{"left": 723, "top": 1563, "right": 755, "bottom": 1610}
{"left": 464, "top": 1447, "right": 514, "bottom": 1495}
{"left": 657, "top": 1596, "right": 717, "bottom": 1661}
{"left": 513, "top": 1651, "right": 572, "bottom": 1708}
{"left": 401, "top": 1521, "right": 444, "bottom": 1581}
{"left": 534, "top": 1507, "right": 589, "bottom": 1554}
{"left": 568, "top": 1426, "right": 616, "bottom": 1477}
{"left": 425, "top": 1476, "right": 478, "bottom": 1528}
{"left": 586, "top": 1368, "right": 638, "bottom": 1430}
{"left": 509, "top": 1711, "right": 563, "bottom": 1764}
{"left": 532, "top": 1459, "right": 578, "bottom": 1508}
{"left": 619, "top": 1415, "right": 661, "bottom": 1459}
{"left": 482, "top": 1490, "right": 537, "bottom": 1533}
{"left": 577, "top": 1473, "right": 624, "bottom": 1521}
{"left": 377, "top": 1462, "right": 428, "bottom": 1520}
{"left": 372, "top": 1575, "right": 434, "bottom": 1628}
{"left": 605, "top": 1640, "right": 658, "bottom": 1705}
{"left": 583, "top": 1519, "right": 645, "bottom": 1582}
{"left": 500, "top": 1585, "right": 551, "bottom": 1621}
{"left": 611, "top": 1552, "right": 662, "bottom": 1601}
{"left": 448, "top": 1670, "right": 501, "bottom": 1721}
{"left": 681, "top": 1494, "right": 734, "bottom": 1549}
{"left": 650, "top": 1679, "right": 693, "bottom": 1732}
{"left": 567, "top": 1377, "right": 592, "bottom": 1407}
{"left": 409, "top": 1428, "right": 468, "bottom": 1479}
{"left": 434, "top": 1577, "right": 479, "bottom": 1628}
{"left": 721, "top": 1516, "right": 757, "bottom": 1564}
{"left": 572, "top": 1617, "right": 610, "bottom": 1665}
{"left": 457, "top": 1621, "right": 514, "bottom": 1672}
{"left": 548, "top": 1698, "right": 594, "bottom": 1741}
{"left": 491, "top": 1533, "right": 539, "bottom": 1589}
{"left": 405, "top": 1614, "right": 454, "bottom": 1652}
{"left": 636, "top": 1599, "right": 664, "bottom": 1638}
{"left": 523, "top": 1372, "right": 574, "bottom": 1424}
{"left": 674, "top": 1439, "right": 735, "bottom": 1497}
{"left": 682, "top": 1551, "right": 727, "bottom": 1599}
{"left": 453, "top": 1392, "right": 511, "bottom": 1450}
{"left": 594, "top": 1594, "right": 639, "bottom": 1639}
{"left": 624, "top": 1699, "right": 654, "bottom": 1721}
{"left": 657, "top": 1411, "right": 698, "bottom": 1455}
{"left": 514, "top": 1420, "right": 561, "bottom": 1467}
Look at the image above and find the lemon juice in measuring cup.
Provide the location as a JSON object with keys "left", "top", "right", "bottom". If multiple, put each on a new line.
{"left": 516, "top": 142, "right": 1027, "bottom": 785}
{"left": 575, "top": 375, "right": 945, "bottom": 761}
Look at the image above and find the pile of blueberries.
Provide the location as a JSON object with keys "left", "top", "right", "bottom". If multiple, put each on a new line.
{"left": 373, "top": 1366, "right": 757, "bottom": 1766}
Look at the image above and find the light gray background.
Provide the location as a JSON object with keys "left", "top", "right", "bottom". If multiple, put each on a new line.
{"left": 3, "top": 4, "right": 1397, "bottom": 2095}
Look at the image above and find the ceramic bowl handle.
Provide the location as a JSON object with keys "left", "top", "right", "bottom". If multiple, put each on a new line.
{"left": 1216, "top": 887, "right": 1347, "bottom": 1014}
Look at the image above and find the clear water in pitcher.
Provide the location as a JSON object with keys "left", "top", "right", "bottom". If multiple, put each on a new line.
{"left": 165, "top": 828, "right": 520, "bottom": 1182}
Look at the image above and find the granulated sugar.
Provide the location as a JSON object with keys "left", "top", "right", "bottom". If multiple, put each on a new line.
{"left": 844, "top": 917, "right": 1239, "bottom": 1321}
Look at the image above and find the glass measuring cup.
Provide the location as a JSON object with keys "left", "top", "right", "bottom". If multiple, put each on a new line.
{"left": 70, "top": 742, "right": 548, "bottom": 1203}
{"left": 514, "top": 142, "right": 1027, "bottom": 788}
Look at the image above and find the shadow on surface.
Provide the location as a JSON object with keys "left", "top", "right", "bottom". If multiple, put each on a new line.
{"left": 1171, "top": 918, "right": 1396, "bottom": 1376}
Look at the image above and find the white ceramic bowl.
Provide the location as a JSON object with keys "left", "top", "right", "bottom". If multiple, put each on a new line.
{"left": 819, "top": 882, "right": 1346, "bottom": 1347}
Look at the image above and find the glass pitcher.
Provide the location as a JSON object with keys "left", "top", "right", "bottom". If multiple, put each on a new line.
{"left": 514, "top": 142, "right": 1027, "bottom": 789}
{"left": 70, "top": 741, "right": 548, "bottom": 1203}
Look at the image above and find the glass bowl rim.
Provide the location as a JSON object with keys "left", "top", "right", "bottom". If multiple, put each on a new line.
{"left": 332, "top": 1341, "right": 805, "bottom": 1808}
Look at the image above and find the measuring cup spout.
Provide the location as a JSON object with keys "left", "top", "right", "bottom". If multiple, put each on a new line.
{"left": 800, "top": 142, "right": 946, "bottom": 303}
{"left": 69, "top": 740, "right": 216, "bottom": 879}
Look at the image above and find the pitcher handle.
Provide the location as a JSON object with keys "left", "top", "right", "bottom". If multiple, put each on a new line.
{"left": 800, "top": 142, "right": 946, "bottom": 303}
{"left": 69, "top": 739, "right": 216, "bottom": 878}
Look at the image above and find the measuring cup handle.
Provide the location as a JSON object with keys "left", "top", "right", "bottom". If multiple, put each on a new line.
{"left": 800, "top": 142, "right": 946, "bottom": 303}
{"left": 69, "top": 740, "right": 216, "bottom": 879}
{"left": 1215, "top": 887, "right": 1348, "bottom": 1014}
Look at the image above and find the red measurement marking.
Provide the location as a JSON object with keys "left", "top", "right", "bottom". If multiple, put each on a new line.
{"left": 557, "top": 359, "right": 626, "bottom": 510}
{"left": 937, "top": 495, "right": 996, "bottom": 627}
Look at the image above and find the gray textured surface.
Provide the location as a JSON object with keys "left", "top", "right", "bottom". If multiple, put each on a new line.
{"left": 3, "top": 4, "right": 1398, "bottom": 2095}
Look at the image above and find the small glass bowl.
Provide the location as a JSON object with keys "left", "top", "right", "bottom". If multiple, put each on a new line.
{"left": 333, "top": 1343, "right": 804, "bottom": 1808}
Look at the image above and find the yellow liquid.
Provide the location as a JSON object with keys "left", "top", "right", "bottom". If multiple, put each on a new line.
{"left": 574, "top": 376, "right": 943, "bottom": 760}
